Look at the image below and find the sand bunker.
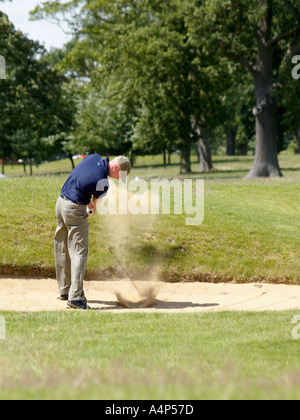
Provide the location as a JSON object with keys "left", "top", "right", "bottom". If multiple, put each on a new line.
{"left": 1, "top": 278, "right": 300, "bottom": 312}
{"left": 114, "top": 281, "right": 158, "bottom": 309}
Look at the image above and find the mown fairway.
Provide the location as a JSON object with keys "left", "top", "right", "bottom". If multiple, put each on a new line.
{"left": 1, "top": 311, "right": 300, "bottom": 400}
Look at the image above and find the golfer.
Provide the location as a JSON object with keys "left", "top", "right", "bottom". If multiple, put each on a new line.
{"left": 54, "top": 154, "right": 131, "bottom": 310}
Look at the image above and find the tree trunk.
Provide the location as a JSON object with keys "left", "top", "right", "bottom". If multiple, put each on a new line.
{"left": 68, "top": 152, "right": 75, "bottom": 170}
{"left": 296, "top": 127, "right": 300, "bottom": 154}
{"left": 163, "top": 149, "right": 167, "bottom": 168}
{"left": 246, "top": 39, "right": 282, "bottom": 179}
{"left": 247, "top": 110, "right": 282, "bottom": 178}
{"left": 198, "top": 129, "right": 213, "bottom": 173}
{"left": 1, "top": 159, "right": 4, "bottom": 175}
{"left": 276, "top": 107, "right": 285, "bottom": 153}
{"left": 180, "top": 118, "right": 192, "bottom": 174}
{"left": 191, "top": 116, "right": 213, "bottom": 173}
{"left": 247, "top": 85, "right": 282, "bottom": 178}
{"left": 239, "top": 141, "right": 248, "bottom": 156}
{"left": 180, "top": 142, "right": 191, "bottom": 174}
{"left": 226, "top": 126, "right": 237, "bottom": 156}
{"left": 130, "top": 150, "right": 135, "bottom": 168}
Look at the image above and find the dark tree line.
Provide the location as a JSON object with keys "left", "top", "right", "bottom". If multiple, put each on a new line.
{"left": 1, "top": 0, "right": 300, "bottom": 177}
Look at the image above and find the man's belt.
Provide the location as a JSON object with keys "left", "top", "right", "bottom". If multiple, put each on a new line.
{"left": 60, "top": 194, "right": 85, "bottom": 206}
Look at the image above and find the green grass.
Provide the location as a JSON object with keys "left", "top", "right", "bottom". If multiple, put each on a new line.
{"left": 3, "top": 153, "right": 300, "bottom": 182}
{"left": 0, "top": 154, "right": 299, "bottom": 282}
{"left": 1, "top": 155, "right": 300, "bottom": 400}
{"left": 1, "top": 311, "right": 300, "bottom": 400}
{"left": 134, "top": 153, "right": 300, "bottom": 182}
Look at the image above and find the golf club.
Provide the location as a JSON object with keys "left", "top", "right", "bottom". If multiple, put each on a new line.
{"left": 108, "top": 246, "right": 143, "bottom": 297}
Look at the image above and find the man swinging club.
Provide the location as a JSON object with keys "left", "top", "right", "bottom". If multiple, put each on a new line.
{"left": 54, "top": 154, "right": 132, "bottom": 310}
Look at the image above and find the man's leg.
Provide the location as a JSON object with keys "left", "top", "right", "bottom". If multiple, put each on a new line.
{"left": 54, "top": 197, "right": 72, "bottom": 297}
{"left": 64, "top": 202, "right": 89, "bottom": 302}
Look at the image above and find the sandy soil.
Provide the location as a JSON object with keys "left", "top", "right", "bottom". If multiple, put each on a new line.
{"left": 1, "top": 278, "right": 300, "bottom": 312}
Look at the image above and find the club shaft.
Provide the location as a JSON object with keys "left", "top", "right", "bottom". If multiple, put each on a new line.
{"left": 108, "top": 247, "right": 142, "bottom": 296}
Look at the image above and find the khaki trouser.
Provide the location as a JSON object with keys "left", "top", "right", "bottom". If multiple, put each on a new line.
{"left": 54, "top": 196, "right": 89, "bottom": 301}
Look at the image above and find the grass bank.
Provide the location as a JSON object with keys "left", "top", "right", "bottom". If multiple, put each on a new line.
{"left": 0, "top": 155, "right": 299, "bottom": 283}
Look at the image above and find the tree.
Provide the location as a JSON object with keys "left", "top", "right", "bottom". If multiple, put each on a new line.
{"left": 277, "top": 53, "right": 300, "bottom": 154}
{"left": 73, "top": 87, "right": 134, "bottom": 156}
{"left": 0, "top": 9, "right": 76, "bottom": 175}
{"left": 221, "top": 71, "right": 256, "bottom": 156}
{"left": 131, "top": 99, "right": 179, "bottom": 163}
{"left": 0, "top": 9, "right": 15, "bottom": 172}
{"left": 39, "top": 58, "right": 79, "bottom": 171}
{"left": 31, "top": 0, "right": 232, "bottom": 174}
{"left": 189, "top": 0, "right": 300, "bottom": 178}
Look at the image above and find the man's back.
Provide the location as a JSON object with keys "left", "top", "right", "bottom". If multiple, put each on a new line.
{"left": 61, "top": 154, "right": 109, "bottom": 205}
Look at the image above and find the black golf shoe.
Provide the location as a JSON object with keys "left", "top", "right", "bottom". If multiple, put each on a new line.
{"left": 67, "top": 299, "right": 91, "bottom": 310}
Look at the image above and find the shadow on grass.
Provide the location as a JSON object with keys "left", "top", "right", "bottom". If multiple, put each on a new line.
{"left": 212, "top": 158, "right": 253, "bottom": 164}
{"left": 281, "top": 167, "right": 300, "bottom": 172}
{"left": 0, "top": 265, "right": 56, "bottom": 278}
{"left": 125, "top": 242, "right": 189, "bottom": 273}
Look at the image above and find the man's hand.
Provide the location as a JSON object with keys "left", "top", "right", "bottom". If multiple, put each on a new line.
{"left": 88, "top": 202, "right": 96, "bottom": 216}
{"left": 88, "top": 197, "right": 102, "bottom": 216}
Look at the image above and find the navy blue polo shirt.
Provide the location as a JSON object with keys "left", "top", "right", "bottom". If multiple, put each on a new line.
{"left": 61, "top": 154, "right": 109, "bottom": 205}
